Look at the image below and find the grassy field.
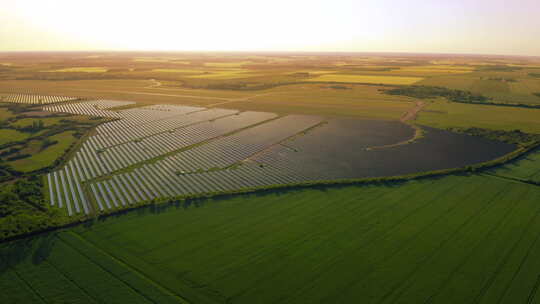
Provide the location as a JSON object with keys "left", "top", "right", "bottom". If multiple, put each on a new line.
{"left": 187, "top": 70, "right": 260, "bottom": 79}
{"left": 10, "top": 117, "right": 65, "bottom": 128}
{"left": 152, "top": 69, "right": 206, "bottom": 74}
{"left": 0, "top": 80, "right": 417, "bottom": 119}
{"left": 490, "top": 150, "right": 540, "bottom": 182}
{"left": 47, "top": 67, "right": 108, "bottom": 73}
{"left": 221, "top": 84, "right": 416, "bottom": 119}
{"left": 416, "top": 100, "right": 540, "bottom": 134}
{"left": 307, "top": 74, "right": 424, "bottom": 85}
{"left": 204, "top": 61, "right": 253, "bottom": 67}
{"left": 0, "top": 129, "right": 30, "bottom": 145}
{"left": 419, "top": 74, "right": 540, "bottom": 105}
{"left": 9, "top": 131, "right": 77, "bottom": 172}
{"left": 0, "top": 108, "right": 12, "bottom": 120}
{"left": 4, "top": 52, "right": 540, "bottom": 303}
{"left": 2, "top": 173, "right": 540, "bottom": 303}
{"left": 0, "top": 103, "right": 104, "bottom": 175}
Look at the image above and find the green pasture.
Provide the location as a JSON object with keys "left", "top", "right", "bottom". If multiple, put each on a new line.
{"left": 10, "top": 117, "right": 64, "bottom": 128}
{"left": 2, "top": 172, "right": 540, "bottom": 303}
{"left": 416, "top": 100, "right": 540, "bottom": 134}
{"left": 9, "top": 131, "right": 77, "bottom": 172}
{"left": 0, "top": 129, "right": 29, "bottom": 145}
{"left": 418, "top": 72, "right": 540, "bottom": 105}
{"left": 490, "top": 149, "right": 540, "bottom": 182}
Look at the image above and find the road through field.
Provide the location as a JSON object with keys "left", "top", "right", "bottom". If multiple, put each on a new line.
{"left": 367, "top": 101, "right": 426, "bottom": 150}
{"left": 401, "top": 101, "right": 426, "bottom": 122}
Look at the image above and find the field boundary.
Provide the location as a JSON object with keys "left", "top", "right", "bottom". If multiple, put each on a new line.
{"left": 482, "top": 172, "right": 540, "bottom": 187}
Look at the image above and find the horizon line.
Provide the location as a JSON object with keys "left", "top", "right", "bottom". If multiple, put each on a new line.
{"left": 0, "top": 50, "right": 539, "bottom": 59}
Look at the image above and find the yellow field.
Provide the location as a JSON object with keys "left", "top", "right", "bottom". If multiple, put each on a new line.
{"left": 301, "top": 70, "right": 338, "bottom": 75}
{"left": 133, "top": 57, "right": 189, "bottom": 63}
{"left": 307, "top": 74, "right": 424, "bottom": 85}
{"left": 204, "top": 61, "right": 253, "bottom": 67}
{"left": 187, "top": 70, "right": 258, "bottom": 79}
{"left": 48, "top": 67, "right": 108, "bottom": 73}
{"left": 217, "top": 84, "right": 416, "bottom": 120}
{"left": 152, "top": 69, "right": 203, "bottom": 73}
{"left": 397, "top": 65, "right": 474, "bottom": 74}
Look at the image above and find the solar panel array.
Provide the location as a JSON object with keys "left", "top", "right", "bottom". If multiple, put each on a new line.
{"left": 0, "top": 93, "right": 79, "bottom": 104}
{"left": 45, "top": 100, "right": 328, "bottom": 216}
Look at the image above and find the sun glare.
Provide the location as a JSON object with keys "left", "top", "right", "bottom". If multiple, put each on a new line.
{"left": 1, "top": 0, "right": 539, "bottom": 55}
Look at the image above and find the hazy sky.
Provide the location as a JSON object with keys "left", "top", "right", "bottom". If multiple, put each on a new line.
{"left": 1, "top": 0, "right": 539, "bottom": 56}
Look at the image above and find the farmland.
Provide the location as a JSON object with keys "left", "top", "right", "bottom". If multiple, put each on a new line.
{"left": 306, "top": 74, "right": 424, "bottom": 85}
{"left": 38, "top": 98, "right": 516, "bottom": 218}
{"left": 1, "top": 52, "right": 540, "bottom": 303}
{"left": 416, "top": 100, "right": 540, "bottom": 133}
{"left": 48, "top": 67, "right": 108, "bottom": 73}
{"left": 2, "top": 172, "right": 540, "bottom": 303}
{"left": 489, "top": 149, "right": 540, "bottom": 183}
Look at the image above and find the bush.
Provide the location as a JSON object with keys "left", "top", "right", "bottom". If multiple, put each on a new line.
{"left": 448, "top": 127, "right": 540, "bottom": 146}
{"left": 7, "top": 154, "right": 31, "bottom": 161}
{"left": 383, "top": 86, "right": 490, "bottom": 103}
{"left": 40, "top": 139, "right": 58, "bottom": 150}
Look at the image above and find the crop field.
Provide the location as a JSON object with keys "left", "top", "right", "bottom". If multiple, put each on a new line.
{"left": 187, "top": 70, "right": 260, "bottom": 79}
{"left": 306, "top": 74, "right": 424, "bottom": 85}
{"left": 41, "top": 99, "right": 515, "bottom": 216}
{"left": 419, "top": 74, "right": 540, "bottom": 105}
{"left": 3, "top": 173, "right": 540, "bottom": 303}
{"left": 47, "top": 67, "right": 108, "bottom": 73}
{"left": 3, "top": 52, "right": 540, "bottom": 303}
{"left": 489, "top": 149, "right": 540, "bottom": 182}
{"left": 416, "top": 100, "right": 540, "bottom": 133}
{"left": 203, "top": 61, "right": 253, "bottom": 67}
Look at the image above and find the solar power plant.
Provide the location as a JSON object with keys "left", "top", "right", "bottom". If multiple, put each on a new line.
{"left": 0, "top": 93, "right": 79, "bottom": 104}
{"left": 44, "top": 100, "right": 515, "bottom": 215}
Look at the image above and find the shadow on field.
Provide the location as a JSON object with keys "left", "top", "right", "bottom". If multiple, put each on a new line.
{"left": 92, "top": 180, "right": 428, "bottom": 223}
{"left": 0, "top": 232, "right": 58, "bottom": 273}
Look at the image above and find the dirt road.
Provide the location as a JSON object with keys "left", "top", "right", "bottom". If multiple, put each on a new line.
{"left": 401, "top": 101, "right": 426, "bottom": 122}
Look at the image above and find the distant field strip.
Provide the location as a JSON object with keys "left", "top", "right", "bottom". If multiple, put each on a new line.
{"left": 47, "top": 67, "right": 108, "bottom": 73}
{"left": 307, "top": 74, "right": 424, "bottom": 85}
{"left": 0, "top": 93, "right": 79, "bottom": 105}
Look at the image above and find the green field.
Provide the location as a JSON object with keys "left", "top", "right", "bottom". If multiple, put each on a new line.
{"left": 0, "top": 108, "right": 12, "bottom": 120}
{"left": 419, "top": 74, "right": 540, "bottom": 105}
{"left": 9, "top": 131, "right": 77, "bottom": 172}
{"left": 10, "top": 117, "right": 64, "bottom": 128}
{"left": 416, "top": 100, "right": 540, "bottom": 134}
{"left": 307, "top": 74, "right": 424, "bottom": 85}
{"left": 0, "top": 129, "right": 29, "bottom": 145}
{"left": 3, "top": 53, "right": 540, "bottom": 303}
{"left": 490, "top": 150, "right": 540, "bottom": 182}
{"left": 2, "top": 172, "right": 540, "bottom": 303}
